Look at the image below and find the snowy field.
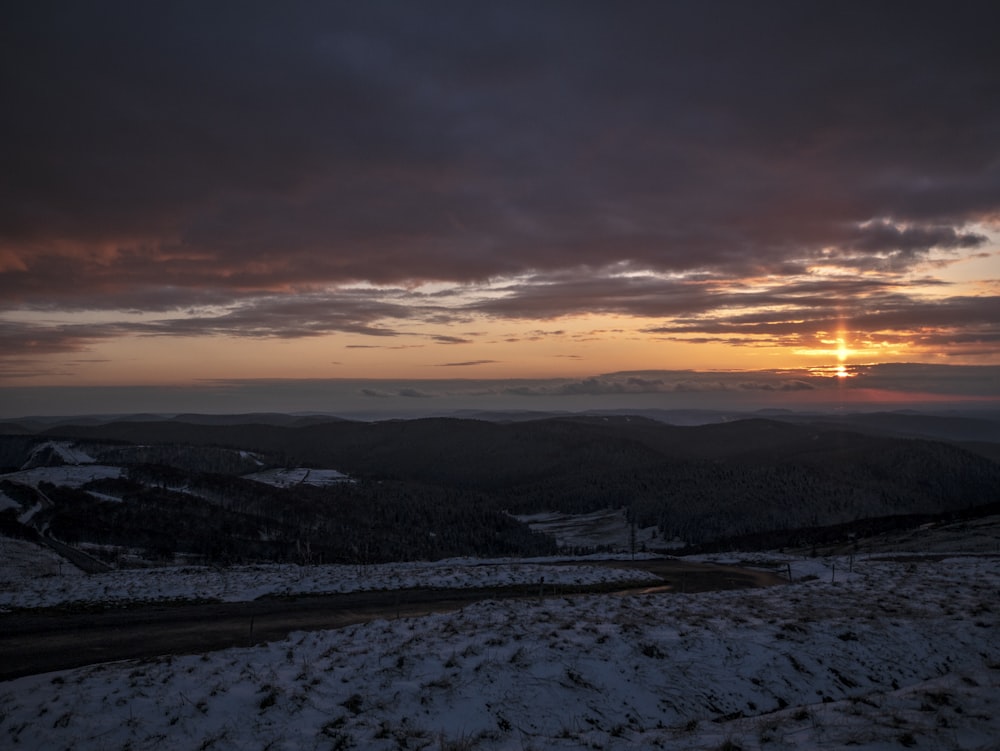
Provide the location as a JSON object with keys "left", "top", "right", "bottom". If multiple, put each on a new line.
{"left": 241, "top": 467, "right": 351, "bottom": 487}
{"left": 516, "top": 509, "right": 667, "bottom": 552}
{"left": 2, "top": 487, "right": 998, "bottom": 750}
{"left": 1, "top": 554, "right": 997, "bottom": 750}
{"left": 0, "top": 464, "right": 123, "bottom": 491}
{"left": 0, "top": 537, "right": 660, "bottom": 611}
{"left": 21, "top": 440, "right": 98, "bottom": 466}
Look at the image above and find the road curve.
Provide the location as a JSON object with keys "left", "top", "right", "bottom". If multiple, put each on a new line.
{"left": 0, "top": 558, "right": 786, "bottom": 682}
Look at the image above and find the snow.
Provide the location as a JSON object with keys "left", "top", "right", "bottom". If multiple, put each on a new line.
{"left": 0, "top": 489, "right": 18, "bottom": 512}
{"left": 16, "top": 501, "right": 42, "bottom": 525}
{"left": 23, "top": 440, "right": 97, "bottom": 467}
{"left": 1, "top": 554, "right": 997, "bottom": 750}
{"left": 83, "top": 490, "right": 123, "bottom": 503}
{"left": 242, "top": 467, "right": 350, "bottom": 487}
{"left": 0, "top": 464, "right": 122, "bottom": 489}
{"left": 0, "top": 551, "right": 660, "bottom": 610}
{"left": 0, "top": 465, "right": 125, "bottom": 523}
{"left": 684, "top": 551, "right": 866, "bottom": 585}
{"left": 515, "top": 509, "right": 665, "bottom": 551}
{"left": 0, "top": 537, "right": 85, "bottom": 582}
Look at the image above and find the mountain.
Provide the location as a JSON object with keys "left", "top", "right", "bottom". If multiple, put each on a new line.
{"left": 1, "top": 414, "right": 997, "bottom": 562}
{"left": 764, "top": 410, "right": 1000, "bottom": 443}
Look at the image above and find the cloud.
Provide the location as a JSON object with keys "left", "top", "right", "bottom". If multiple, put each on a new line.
{"left": 0, "top": 360, "right": 78, "bottom": 380}
{"left": 6, "top": 6, "right": 999, "bottom": 281}
{"left": 851, "top": 363, "right": 1000, "bottom": 396}
{"left": 502, "top": 371, "right": 821, "bottom": 397}
{"left": 584, "top": 366, "right": 1000, "bottom": 398}
{"left": 430, "top": 335, "right": 472, "bottom": 344}
{"left": 738, "top": 380, "right": 815, "bottom": 392}
{"left": 0, "top": 321, "right": 106, "bottom": 356}
{"left": 819, "top": 221, "right": 990, "bottom": 272}
{"left": 360, "top": 387, "right": 430, "bottom": 398}
{"left": 398, "top": 388, "right": 432, "bottom": 398}
{"left": 2, "top": 364, "right": 997, "bottom": 417}
{"left": 0, "top": 3, "right": 998, "bottom": 366}
{"left": 436, "top": 360, "right": 499, "bottom": 367}
{"left": 641, "top": 288, "right": 1000, "bottom": 351}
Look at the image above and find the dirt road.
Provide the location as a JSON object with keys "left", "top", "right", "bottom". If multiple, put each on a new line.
{"left": 0, "top": 558, "right": 785, "bottom": 682}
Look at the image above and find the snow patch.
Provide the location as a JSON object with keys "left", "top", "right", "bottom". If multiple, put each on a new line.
{"left": 16, "top": 502, "right": 42, "bottom": 525}
{"left": 0, "top": 464, "right": 122, "bottom": 489}
{"left": 0, "top": 537, "right": 84, "bottom": 580}
{"left": 21, "top": 440, "right": 96, "bottom": 468}
{"left": 239, "top": 450, "right": 265, "bottom": 466}
{"left": 516, "top": 508, "right": 664, "bottom": 552}
{"left": 84, "top": 490, "right": 124, "bottom": 504}
{"left": 0, "top": 552, "right": 660, "bottom": 610}
{"left": 242, "top": 467, "right": 350, "bottom": 487}
{"left": 0, "top": 489, "right": 18, "bottom": 513}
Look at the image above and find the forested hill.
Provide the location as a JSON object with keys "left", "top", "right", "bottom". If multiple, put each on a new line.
{"left": 29, "top": 412, "right": 1000, "bottom": 474}
{"left": 7, "top": 414, "right": 995, "bottom": 548}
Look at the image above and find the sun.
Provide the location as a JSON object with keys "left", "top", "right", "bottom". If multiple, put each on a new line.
{"left": 797, "top": 333, "right": 858, "bottom": 378}
{"left": 835, "top": 336, "right": 854, "bottom": 378}
{"left": 837, "top": 340, "right": 850, "bottom": 363}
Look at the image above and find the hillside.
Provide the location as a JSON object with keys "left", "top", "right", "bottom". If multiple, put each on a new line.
{"left": 2, "top": 553, "right": 997, "bottom": 750}
{"left": 1, "top": 415, "right": 997, "bottom": 566}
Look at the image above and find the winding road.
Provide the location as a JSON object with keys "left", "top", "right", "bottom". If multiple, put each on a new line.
{"left": 0, "top": 558, "right": 785, "bottom": 682}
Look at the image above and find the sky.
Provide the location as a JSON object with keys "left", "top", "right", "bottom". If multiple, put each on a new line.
{"left": 2, "top": 1, "right": 999, "bottom": 417}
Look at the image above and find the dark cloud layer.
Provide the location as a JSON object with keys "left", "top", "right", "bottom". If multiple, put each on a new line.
{"left": 2, "top": 1, "right": 999, "bottom": 362}
{"left": 5, "top": 365, "right": 998, "bottom": 419}
{"left": 503, "top": 372, "right": 819, "bottom": 398}
{"left": 436, "top": 360, "right": 499, "bottom": 368}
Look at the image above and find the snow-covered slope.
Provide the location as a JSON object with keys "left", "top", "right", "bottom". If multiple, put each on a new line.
{"left": 0, "top": 554, "right": 659, "bottom": 610}
{"left": 242, "top": 467, "right": 350, "bottom": 487}
{"left": 0, "top": 537, "right": 85, "bottom": 583}
{"left": 516, "top": 508, "right": 665, "bottom": 551}
{"left": 1, "top": 554, "right": 997, "bottom": 750}
{"left": 19, "top": 440, "right": 97, "bottom": 469}
{"left": 0, "top": 464, "right": 122, "bottom": 490}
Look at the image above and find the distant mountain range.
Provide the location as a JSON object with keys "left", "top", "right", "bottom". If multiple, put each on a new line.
{"left": 5, "top": 406, "right": 998, "bottom": 440}
{"left": 1, "top": 411, "right": 997, "bottom": 563}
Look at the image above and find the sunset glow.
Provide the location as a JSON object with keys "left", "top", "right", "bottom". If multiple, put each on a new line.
{"left": 1, "top": 4, "right": 998, "bottom": 415}
{"left": 837, "top": 339, "right": 850, "bottom": 364}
